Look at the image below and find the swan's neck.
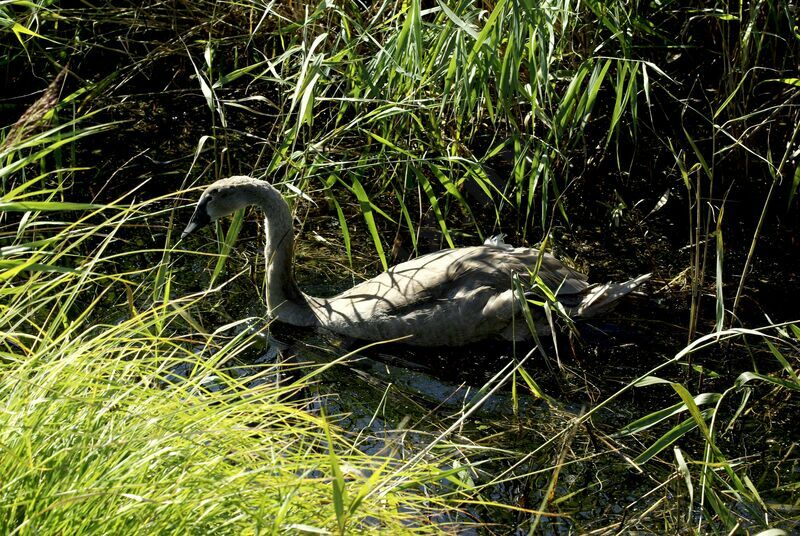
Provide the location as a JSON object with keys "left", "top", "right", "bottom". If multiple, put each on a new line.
{"left": 250, "top": 184, "right": 317, "bottom": 327}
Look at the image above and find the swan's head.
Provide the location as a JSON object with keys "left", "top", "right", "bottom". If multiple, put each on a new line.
{"left": 182, "top": 176, "right": 258, "bottom": 239}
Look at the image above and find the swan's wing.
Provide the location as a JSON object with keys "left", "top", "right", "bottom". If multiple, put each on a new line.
{"left": 310, "top": 246, "right": 589, "bottom": 345}
{"left": 326, "top": 246, "right": 533, "bottom": 312}
{"left": 312, "top": 248, "right": 479, "bottom": 327}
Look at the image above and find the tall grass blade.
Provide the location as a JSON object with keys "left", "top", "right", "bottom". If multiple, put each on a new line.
{"left": 351, "top": 178, "right": 387, "bottom": 270}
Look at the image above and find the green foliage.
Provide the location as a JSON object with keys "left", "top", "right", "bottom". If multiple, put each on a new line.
{"left": 619, "top": 327, "right": 800, "bottom": 532}
{"left": 0, "top": 125, "right": 457, "bottom": 532}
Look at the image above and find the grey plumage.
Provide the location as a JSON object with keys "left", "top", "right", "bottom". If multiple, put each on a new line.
{"left": 183, "top": 176, "right": 649, "bottom": 346}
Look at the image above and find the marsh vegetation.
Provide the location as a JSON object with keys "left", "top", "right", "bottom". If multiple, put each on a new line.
{"left": 1, "top": 1, "right": 799, "bottom": 533}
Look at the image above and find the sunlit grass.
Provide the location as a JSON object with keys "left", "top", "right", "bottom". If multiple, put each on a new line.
{"left": 0, "top": 128, "right": 463, "bottom": 531}
{"left": 0, "top": 226, "right": 462, "bottom": 534}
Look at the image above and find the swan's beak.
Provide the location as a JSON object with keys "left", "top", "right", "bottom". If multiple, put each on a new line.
{"left": 181, "top": 208, "right": 210, "bottom": 239}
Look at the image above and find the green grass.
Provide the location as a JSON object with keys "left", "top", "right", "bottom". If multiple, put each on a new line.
{"left": 2, "top": 0, "right": 799, "bottom": 533}
{"left": 0, "top": 186, "right": 468, "bottom": 533}
{"left": 0, "top": 118, "right": 464, "bottom": 532}
{"left": 0, "top": 327, "right": 454, "bottom": 533}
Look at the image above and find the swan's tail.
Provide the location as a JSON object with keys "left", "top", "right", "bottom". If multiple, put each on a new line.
{"left": 574, "top": 273, "right": 651, "bottom": 318}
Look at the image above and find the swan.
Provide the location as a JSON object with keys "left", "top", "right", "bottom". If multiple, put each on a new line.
{"left": 182, "top": 176, "right": 649, "bottom": 346}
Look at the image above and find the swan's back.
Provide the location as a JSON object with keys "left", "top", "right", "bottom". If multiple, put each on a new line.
{"left": 308, "top": 245, "right": 591, "bottom": 346}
